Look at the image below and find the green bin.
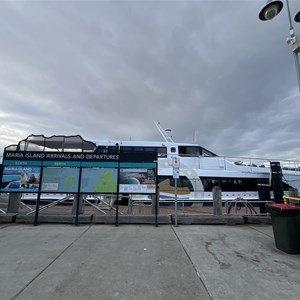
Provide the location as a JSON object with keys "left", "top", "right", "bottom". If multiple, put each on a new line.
{"left": 266, "top": 203, "right": 300, "bottom": 254}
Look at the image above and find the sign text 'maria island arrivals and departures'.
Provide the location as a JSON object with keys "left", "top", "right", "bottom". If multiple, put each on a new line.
{"left": 1, "top": 150, "right": 157, "bottom": 195}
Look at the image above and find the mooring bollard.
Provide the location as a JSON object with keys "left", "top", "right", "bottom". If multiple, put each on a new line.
{"left": 213, "top": 186, "right": 222, "bottom": 216}
{"left": 127, "top": 195, "right": 133, "bottom": 214}
{"left": 7, "top": 193, "right": 21, "bottom": 213}
{"left": 270, "top": 162, "right": 284, "bottom": 203}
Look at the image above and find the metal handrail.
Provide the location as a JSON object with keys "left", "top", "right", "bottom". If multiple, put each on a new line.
{"left": 283, "top": 196, "right": 300, "bottom": 204}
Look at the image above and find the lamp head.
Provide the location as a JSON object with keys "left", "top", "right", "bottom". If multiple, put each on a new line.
{"left": 295, "top": 11, "right": 300, "bottom": 23}
{"left": 259, "top": 0, "right": 283, "bottom": 21}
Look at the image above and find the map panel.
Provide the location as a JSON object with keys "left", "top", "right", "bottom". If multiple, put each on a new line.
{"left": 80, "top": 168, "right": 118, "bottom": 193}
{"left": 41, "top": 167, "right": 80, "bottom": 192}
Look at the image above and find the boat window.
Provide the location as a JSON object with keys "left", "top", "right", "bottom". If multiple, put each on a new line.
{"left": 96, "top": 146, "right": 108, "bottom": 153}
{"left": 201, "top": 177, "right": 261, "bottom": 191}
{"left": 179, "top": 146, "right": 201, "bottom": 157}
{"left": 157, "top": 176, "right": 194, "bottom": 192}
{"left": 116, "top": 146, "right": 167, "bottom": 157}
{"left": 202, "top": 148, "right": 217, "bottom": 157}
{"left": 133, "top": 147, "right": 144, "bottom": 152}
{"left": 121, "top": 147, "right": 132, "bottom": 153}
{"left": 107, "top": 146, "right": 116, "bottom": 152}
{"left": 157, "top": 147, "right": 167, "bottom": 157}
{"left": 170, "top": 147, "right": 176, "bottom": 153}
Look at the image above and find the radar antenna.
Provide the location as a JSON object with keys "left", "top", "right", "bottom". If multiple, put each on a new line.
{"left": 153, "top": 121, "right": 174, "bottom": 143}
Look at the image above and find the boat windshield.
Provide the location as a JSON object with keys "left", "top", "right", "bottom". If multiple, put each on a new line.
{"left": 178, "top": 146, "right": 217, "bottom": 157}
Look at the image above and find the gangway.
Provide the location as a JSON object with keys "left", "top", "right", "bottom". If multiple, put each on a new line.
{"left": 84, "top": 194, "right": 126, "bottom": 215}
{"left": 226, "top": 197, "right": 258, "bottom": 215}
{"left": 26, "top": 194, "right": 74, "bottom": 215}
{"left": 84, "top": 195, "right": 116, "bottom": 215}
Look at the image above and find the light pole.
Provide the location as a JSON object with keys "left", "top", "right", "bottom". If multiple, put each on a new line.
{"left": 259, "top": 0, "right": 300, "bottom": 94}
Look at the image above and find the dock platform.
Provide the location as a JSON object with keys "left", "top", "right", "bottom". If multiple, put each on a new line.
{"left": 0, "top": 223, "right": 299, "bottom": 299}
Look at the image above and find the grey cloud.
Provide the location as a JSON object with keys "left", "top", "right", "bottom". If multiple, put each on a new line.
{"left": 0, "top": 0, "right": 300, "bottom": 162}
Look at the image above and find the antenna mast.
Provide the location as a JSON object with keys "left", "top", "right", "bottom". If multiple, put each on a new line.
{"left": 153, "top": 121, "right": 174, "bottom": 143}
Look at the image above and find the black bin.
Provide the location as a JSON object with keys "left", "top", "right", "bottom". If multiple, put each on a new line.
{"left": 266, "top": 203, "right": 300, "bottom": 254}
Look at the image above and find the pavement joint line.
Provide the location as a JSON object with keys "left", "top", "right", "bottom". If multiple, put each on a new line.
{"left": 10, "top": 224, "right": 93, "bottom": 300}
{"left": 247, "top": 224, "right": 274, "bottom": 239}
{"left": 171, "top": 225, "right": 213, "bottom": 300}
{"left": 0, "top": 223, "right": 13, "bottom": 230}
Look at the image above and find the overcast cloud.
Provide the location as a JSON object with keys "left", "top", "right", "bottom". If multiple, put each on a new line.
{"left": 0, "top": 0, "right": 300, "bottom": 161}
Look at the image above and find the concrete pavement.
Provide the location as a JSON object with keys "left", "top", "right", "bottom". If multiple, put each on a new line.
{"left": 0, "top": 223, "right": 299, "bottom": 300}
{"left": 175, "top": 225, "right": 300, "bottom": 299}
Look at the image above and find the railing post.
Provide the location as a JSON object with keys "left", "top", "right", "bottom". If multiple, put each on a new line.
{"left": 213, "top": 186, "right": 222, "bottom": 216}
{"left": 288, "top": 188, "right": 298, "bottom": 198}
{"left": 72, "top": 194, "right": 83, "bottom": 215}
{"left": 288, "top": 188, "right": 299, "bottom": 205}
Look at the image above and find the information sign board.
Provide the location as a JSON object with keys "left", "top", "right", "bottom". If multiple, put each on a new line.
{"left": 119, "top": 168, "right": 156, "bottom": 194}
{"left": 1, "top": 166, "right": 41, "bottom": 192}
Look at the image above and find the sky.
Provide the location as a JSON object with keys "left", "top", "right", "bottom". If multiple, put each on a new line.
{"left": 0, "top": 0, "right": 300, "bottom": 162}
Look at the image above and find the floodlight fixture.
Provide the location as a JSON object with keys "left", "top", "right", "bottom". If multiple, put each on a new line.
{"left": 258, "top": 0, "right": 300, "bottom": 94}
{"left": 295, "top": 11, "right": 300, "bottom": 23}
{"left": 259, "top": 0, "right": 283, "bottom": 21}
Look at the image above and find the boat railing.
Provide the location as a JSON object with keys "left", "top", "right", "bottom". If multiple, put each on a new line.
{"left": 219, "top": 156, "right": 300, "bottom": 173}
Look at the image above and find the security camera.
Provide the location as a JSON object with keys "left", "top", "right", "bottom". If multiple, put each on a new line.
{"left": 290, "top": 35, "right": 300, "bottom": 53}
{"left": 286, "top": 36, "right": 296, "bottom": 46}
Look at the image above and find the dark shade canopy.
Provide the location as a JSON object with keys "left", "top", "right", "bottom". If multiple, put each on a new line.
{"left": 5, "top": 134, "right": 97, "bottom": 152}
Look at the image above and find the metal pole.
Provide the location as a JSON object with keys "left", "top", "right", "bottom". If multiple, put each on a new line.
{"left": 75, "top": 165, "right": 83, "bottom": 226}
{"left": 174, "top": 178, "right": 178, "bottom": 227}
{"left": 155, "top": 163, "right": 158, "bottom": 227}
{"left": 34, "top": 166, "right": 44, "bottom": 226}
{"left": 115, "top": 163, "right": 120, "bottom": 226}
{"left": 293, "top": 51, "right": 300, "bottom": 94}
{"left": 286, "top": 0, "right": 300, "bottom": 94}
{"left": 155, "top": 188, "right": 158, "bottom": 227}
{"left": 285, "top": 0, "right": 294, "bottom": 30}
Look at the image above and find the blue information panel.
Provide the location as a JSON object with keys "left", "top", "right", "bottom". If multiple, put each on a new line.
{"left": 1, "top": 166, "right": 41, "bottom": 193}
{"left": 41, "top": 167, "right": 80, "bottom": 193}
{"left": 80, "top": 168, "right": 118, "bottom": 193}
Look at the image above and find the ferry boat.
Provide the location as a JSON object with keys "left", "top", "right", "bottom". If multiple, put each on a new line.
{"left": 2, "top": 122, "right": 300, "bottom": 205}
{"left": 93, "top": 122, "right": 300, "bottom": 203}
